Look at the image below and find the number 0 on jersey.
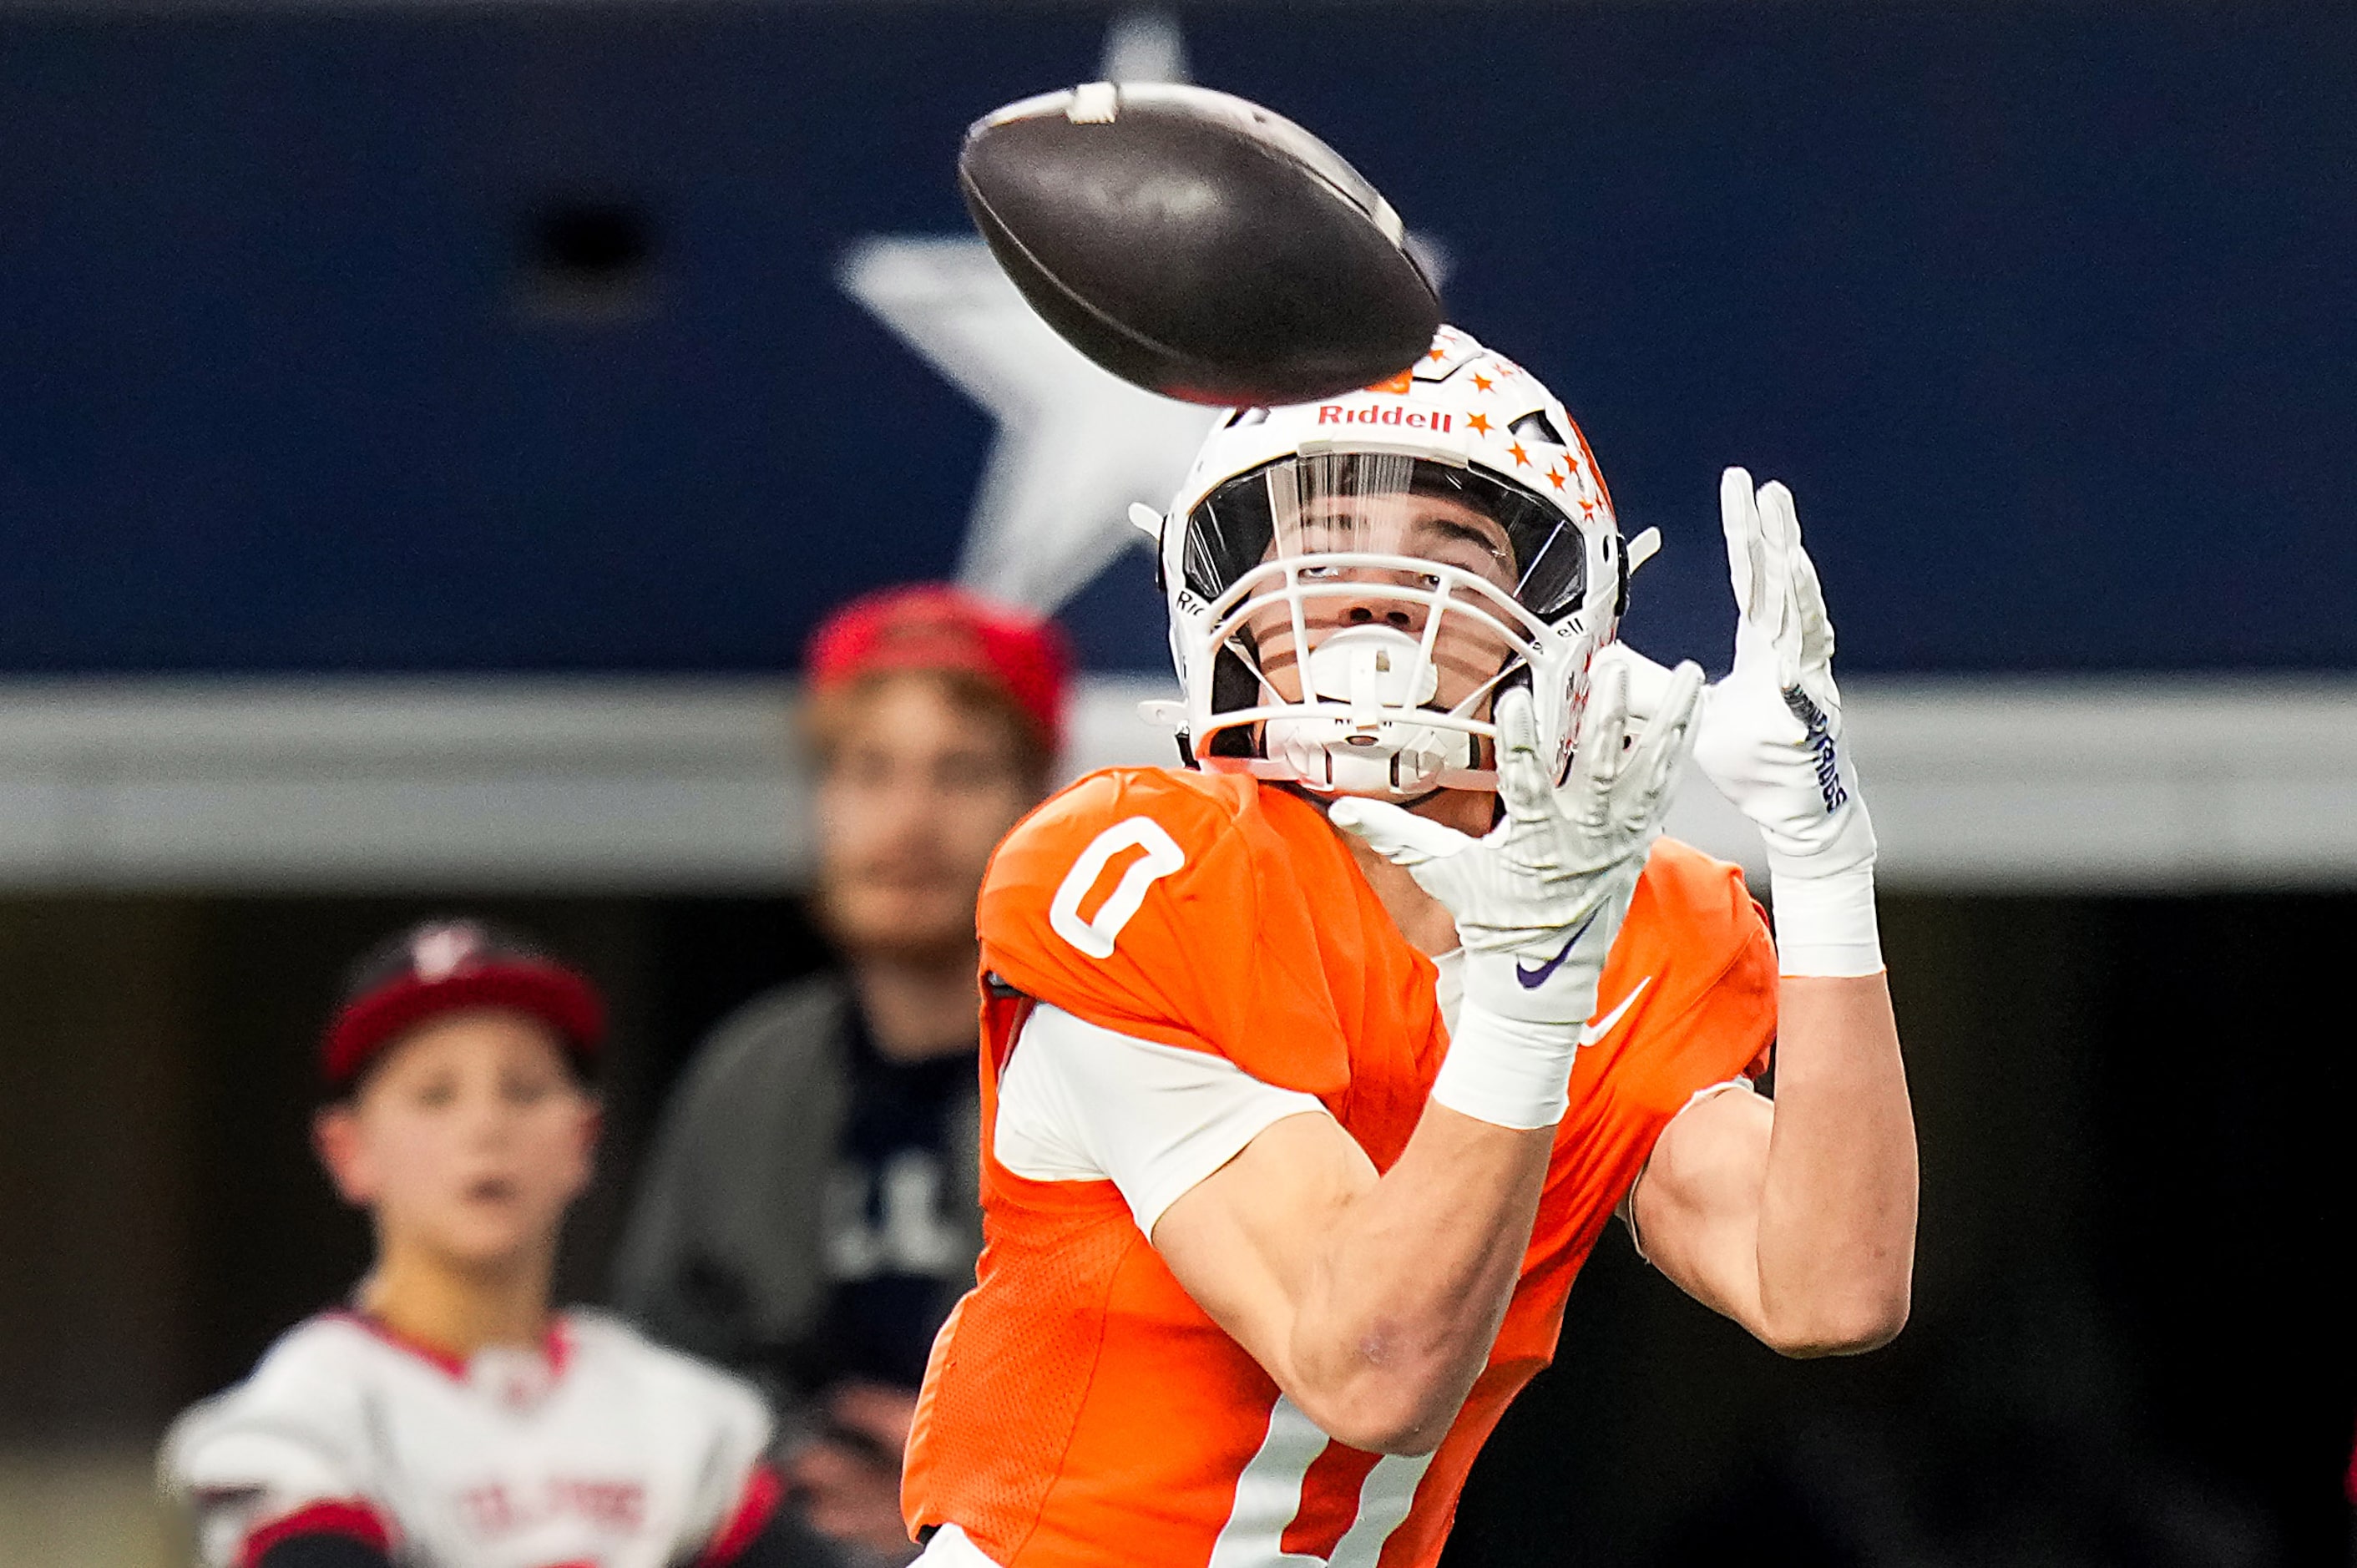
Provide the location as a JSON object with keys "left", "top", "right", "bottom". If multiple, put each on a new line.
{"left": 1048, "top": 817, "right": 1186, "bottom": 959}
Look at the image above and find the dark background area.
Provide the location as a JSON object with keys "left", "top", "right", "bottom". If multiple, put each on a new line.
{"left": 3, "top": 893, "right": 2348, "bottom": 1564}
{"left": 3, "top": 1, "right": 2354, "bottom": 678}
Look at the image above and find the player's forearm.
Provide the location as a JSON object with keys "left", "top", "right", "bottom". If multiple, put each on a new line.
{"left": 1290, "top": 1105, "right": 1552, "bottom": 1454}
{"left": 1751, "top": 972, "right": 1915, "bottom": 1354}
{"left": 1297, "top": 669, "right": 1696, "bottom": 1447}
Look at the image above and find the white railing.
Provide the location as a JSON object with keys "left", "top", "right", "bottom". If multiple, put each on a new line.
{"left": 2, "top": 674, "right": 2352, "bottom": 891}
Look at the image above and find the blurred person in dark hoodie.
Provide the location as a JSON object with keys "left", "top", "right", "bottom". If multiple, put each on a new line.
{"left": 613, "top": 584, "right": 1067, "bottom": 1565}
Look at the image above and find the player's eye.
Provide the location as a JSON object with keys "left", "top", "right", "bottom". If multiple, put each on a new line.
{"left": 1429, "top": 544, "right": 1499, "bottom": 577}
{"left": 1297, "top": 562, "right": 1343, "bottom": 581}
{"left": 937, "top": 751, "right": 1006, "bottom": 792}
{"left": 503, "top": 1073, "right": 554, "bottom": 1107}
{"left": 413, "top": 1077, "right": 458, "bottom": 1110}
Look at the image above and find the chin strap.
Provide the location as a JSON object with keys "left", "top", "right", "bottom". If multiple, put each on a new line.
{"left": 1156, "top": 700, "right": 1502, "bottom": 797}
{"left": 1216, "top": 751, "right": 1494, "bottom": 797}
{"left": 1283, "top": 778, "right": 1450, "bottom": 815}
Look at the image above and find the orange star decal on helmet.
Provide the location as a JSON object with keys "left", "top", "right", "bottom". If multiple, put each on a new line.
{"left": 1547, "top": 466, "right": 1568, "bottom": 490}
{"left": 1470, "top": 373, "right": 1494, "bottom": 392}
{"left": 1465, "top": 412, "right": 1493, "bottom": 434}
{"left": 1426, "top": 344, "right": 1448, "bottom": 362}
{"left": 1507, "top": 442, "right": 1530, "bottom": 467}
{"left": 1578, "top": 495, "right": 1599, "bottom": 518}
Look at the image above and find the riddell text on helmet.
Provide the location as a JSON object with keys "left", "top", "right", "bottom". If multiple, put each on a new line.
{"left": 1317, "top": 405, "right": 1454, "bottom": 432}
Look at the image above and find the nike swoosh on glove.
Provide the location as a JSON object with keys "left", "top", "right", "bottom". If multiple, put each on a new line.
{"left": 1328, "top": 662, "right": 1703, "bottom": 1128}
{"left": 1598, "top": 469, "right": 1880, "bottom": 977}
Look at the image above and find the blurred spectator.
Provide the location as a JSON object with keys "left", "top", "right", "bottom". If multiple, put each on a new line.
{"left": 611, "top": 585, "right": 1066, "bottom": 1563}
{"left": 159, "top": 918, "right": 836, "bottom": 1568}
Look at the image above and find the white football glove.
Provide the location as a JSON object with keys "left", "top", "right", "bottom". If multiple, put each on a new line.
{"left": 1328, "top": 660, "right": 1705, "bottom": 1128}
{"left": 1598, "top": 468, "right": 1880, "bottom": 976}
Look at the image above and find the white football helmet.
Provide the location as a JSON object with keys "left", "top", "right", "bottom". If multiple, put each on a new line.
{"left": 1139, "top": 326, "right": 1654, "bottom": 799}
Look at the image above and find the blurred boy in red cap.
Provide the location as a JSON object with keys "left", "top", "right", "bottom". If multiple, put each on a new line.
{"left": 162, "top": 919, "right": 837, "bottom": 1568}
{"left": 613, "top": 584, "right": 1068, "bottom": 1565}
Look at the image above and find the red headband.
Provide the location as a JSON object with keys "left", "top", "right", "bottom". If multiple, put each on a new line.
{"left": 807, "top": 584, "right": 1070, "bottom": 755}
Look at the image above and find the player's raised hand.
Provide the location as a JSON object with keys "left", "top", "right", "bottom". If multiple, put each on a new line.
{"left": 1696, "top": 469, "right": 1872, "bottom": 860}
{"left": 1697, "top": 468, "right": 1882, "bottom": 974}
{"left": 1331, "top": 662, "right": 1703, "bottom": 1033}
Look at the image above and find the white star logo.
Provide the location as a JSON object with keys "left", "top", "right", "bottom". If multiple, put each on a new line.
{"left": 838, "top": 12, "right": 1214, "bottom": 615}
{"left": 840, "top": 10, "right": 1446, "bottom": 619}
{"left": 839, "top": 234, "right": 1221, "bottom": 615}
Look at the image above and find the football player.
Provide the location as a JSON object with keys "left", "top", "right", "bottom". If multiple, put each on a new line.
{"left": 160, "top": 920, "right": 838, "bottom": 1568}
{"left": 899, "top": 329, "right": 1917, "bottom": 1567}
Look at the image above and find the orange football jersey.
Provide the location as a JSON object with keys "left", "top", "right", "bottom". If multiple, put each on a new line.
{"left": 904, "top": 767, "right": 1776, "bottom": 1568}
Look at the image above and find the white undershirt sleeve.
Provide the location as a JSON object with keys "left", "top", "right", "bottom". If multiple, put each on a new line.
{"left": 994, "top": 1004, "right": 1331, "bottom": 1238}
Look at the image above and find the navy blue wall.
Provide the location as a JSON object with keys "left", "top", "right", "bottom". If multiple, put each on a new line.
{"left": 3, "top": 3, "right": 2352, "bottom": 674}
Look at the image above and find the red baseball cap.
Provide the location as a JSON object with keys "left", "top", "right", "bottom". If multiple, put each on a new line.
{"left": 805, "top": 584, "right": 1071, "bottom": 755}
{"left": 321, "top": 919, "right": 605, "bottom": 1091}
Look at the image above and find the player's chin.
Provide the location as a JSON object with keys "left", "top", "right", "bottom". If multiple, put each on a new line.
{"left": 829, "top": 888, "right": 978, "bottom": 959}
{"left": 422, "top": 1194, "right": 566, "bottom": 1267}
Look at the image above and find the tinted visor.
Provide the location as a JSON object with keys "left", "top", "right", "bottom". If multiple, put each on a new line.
{"left": 1181, "top": 453, "right": 1586, "bottom": 620}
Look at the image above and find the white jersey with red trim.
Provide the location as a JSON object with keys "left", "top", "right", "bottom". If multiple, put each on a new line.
{"left": 159, "top": 1308, "right": 777, "bottom": 1568}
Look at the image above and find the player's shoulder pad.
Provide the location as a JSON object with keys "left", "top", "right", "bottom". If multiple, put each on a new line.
{"left": 1634, "top": 836, "right": 1769, "bottom": 948}
{"left": 221, "top": 1314, "right": 383, "bottom": 1421}
{"left": 1605, "top": 836, "right": 1778, "bottom": 1023}
{"left": 1585, "top": 837, "right": 1778, "bottom": 1099}
{"left": 980, "top": 766, "right": 1258, "bottom": 983}
{"left": 993, "top": 766, "right": 1257, "bottom": 870}
{"left": 159, "top": 1316, "right": 377, "bottom": 1504}
{"left": 980, "top": 768, "right": 1348, "bottom": 1094}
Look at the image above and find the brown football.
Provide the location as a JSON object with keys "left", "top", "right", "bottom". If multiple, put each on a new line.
{"left": 958, "top": 82, "right": 1441, "bottom": 407}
